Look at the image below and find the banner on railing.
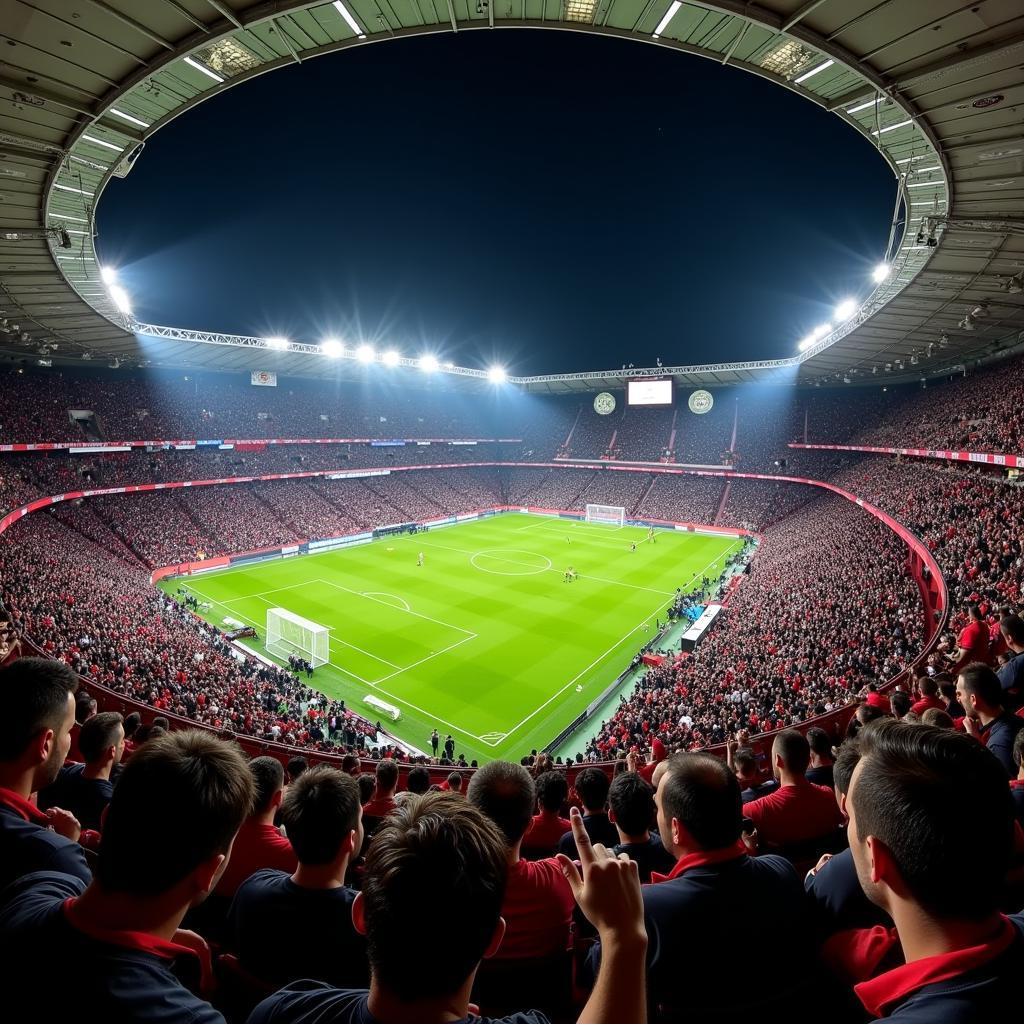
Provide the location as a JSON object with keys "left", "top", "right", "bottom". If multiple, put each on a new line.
{"left": 789, "top": 442, "right": 1023, "bottom": 468}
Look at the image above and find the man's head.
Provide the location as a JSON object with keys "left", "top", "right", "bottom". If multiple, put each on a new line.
{"left": 609, "top": 772, "right": 656, "bottom": 842}
{"left": 890, "top": 691, "right": 912, "bottom": 720}
{"left": 447, "top": 771, "right": 463, "bottom": 794}
{"left": 1013, "top": 729, "right": 1024, "bottom": 779}
{"left": 918, "top": 676, "right": 939, "bottom": 699}
{"left": 466, "top": 760, "right": 534, "bottom": 848}
{"left": 375, "top": 758, "right": 399, "bottom": 796}
{"left": 341, "top": 754, "right": 359, "bottom": 776}
{"left": 832, "top": 737, "right": 861, "bottom": 817}
{"left": 956, "top": 662, "right": 1004, "bottom": 720}
{"left": 79, "top": 711, "right": 125, "bottom": 769}
{"left": 967, "top": 602, "right": 982, "bottom": 622}
{"left": 806, "top": 728, "right": 833, "bottom": 763}
{"left": 353, "top": 793, "right": 507, "bottom": 1002}
{"left": 847, "top": 720, "right": 1014, "bottom": 922}
{"left": 920, "top": 708, "right": 954, "bottom": 730}
{"left": 286, "top": 756, "right": 308, "bottom": 782}
{"left": 0, "top": 657, "right": 78, "bottom": 789}
{"left": 656, "top": 753, "right": 742, "bottom": 856}
{"left": 574, "top": 766, "right": 611, "bottom": 814}
{"left": 97, "top": 730, "right": 254, "bottom": 900}
{"left": 771, "top": 729, "right": 811, "bottom": 781}
{"left": 122, "top": 711, "right": 141, "bottom": 739}
{"left": 1000, "top": 615, "right": 1024, "bottom": 653}
{"left": 280, "top": 765, "right": 362, "bottom": 867}
{"left": 249, "top": 756, "right": 286, "bottom": 818}
{"left": 407, "top": 765, "right": 430, "bottom": 795}
{"left": 731, "top": 747, "right": 759, "bottom": 784}
{"left": 536, "top": 770, "right": 568, "bottom": 814}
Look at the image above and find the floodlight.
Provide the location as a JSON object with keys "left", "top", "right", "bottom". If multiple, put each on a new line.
{"left": 487, "top": 365, "right": 508, "bottom": 384}
{"left": 321, "top": 338, "right": 344, "bottom": 358}
{"left": 444, "top": 360, "right": 455, "bottom": 369}
{"left": 382, "top": 349, "right": 400, "bottom": 367}
{"left": 265, "top": 336, "right": 289, "bottom": 350}
{"left": 100, "top": 266, "right": 118, "bottom": 284}
{"left": 183, "top": 56, "right": 225, "bottom": 83}
{"left": 418, "top": 353, "right": 440, "bottom": 372}
{"left": 795, "top": 60, "right": 834, "bottom": 85}
{"left": 333, "top": 0, "right": 367, "bottom": 39}
{"left": 834, "top": 298, "right": 858, "bottom": 321}
{"left": 871, "top": 118, "right": 912, "bottom": 136}
{"left": 652, "top": 0, "right": 681, "bottom": 38}
{"left": 108, "top": 284, "right": 132, "bottom": 314}
{"left": 847, "top": 96, "right": 882, "bottom": 115}
{"left": 872, "top": 263, "right": 890, "bottom": 283}
{"left": 797, "top": 323, "right": 832, "bottom": 352}
{"left": 355, "top": 343, "right": 374, "bottom": 363}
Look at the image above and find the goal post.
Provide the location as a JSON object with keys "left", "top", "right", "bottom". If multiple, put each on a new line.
{"left": 585, "top": 504, "right": 626, "bottom": 527}
{"left": 266, "top": 607, "right": 330, "bottom": 668}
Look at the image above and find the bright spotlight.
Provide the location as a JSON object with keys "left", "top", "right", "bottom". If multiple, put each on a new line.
{"left": 100, "top": 266, "right": 118, "bottom": 284}
{"left": 834, "top": 298, "right": 858, "bottom": 321}
{"left": 487, "top": 365, "right": 507, "bottom": 384}
{"left": 872, "top": 263, "right": 890, "bottom": 283}
{"left": 321, "top": 338, "right": 344, "bottom": 358}
{"left": 443, "top": 360, "right": 455, "bottom": 370}
{"left": 355, "top": 343, "right": 374, "bottom": 363}
{"left": 418, "top": 353, "right": 439, "bottom": 373}
{"left": 797, "top": 322, "right": 833, "bottom": 352}
{"left": 265, "top": 336, "right": 289, "bottom": 351}
{"left": 108, "top": 284, "right": 132, "bottom": 315}
{"left": 382, "top": 349, "right": 400, "bottom": 367}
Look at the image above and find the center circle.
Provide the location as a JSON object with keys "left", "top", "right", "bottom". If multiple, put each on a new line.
{"left": 470, "top": 549, "right": 553, "bottom": 577}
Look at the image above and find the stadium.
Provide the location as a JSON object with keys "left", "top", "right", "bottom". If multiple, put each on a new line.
{"left": 1, "top": 3, "right": 1023, "bottom": 1022}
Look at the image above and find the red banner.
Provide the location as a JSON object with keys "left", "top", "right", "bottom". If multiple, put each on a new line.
{"left": 788, "top": 442, "right": 1023, "bottom": 468}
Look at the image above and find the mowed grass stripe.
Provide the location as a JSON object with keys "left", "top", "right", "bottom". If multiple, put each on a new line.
{"left": 162, "top": 514, "right": 740, "bottom": 762}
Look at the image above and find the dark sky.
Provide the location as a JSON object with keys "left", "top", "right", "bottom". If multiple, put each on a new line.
{"left": 97, "top": 30, "right": 896, "bottom": 376}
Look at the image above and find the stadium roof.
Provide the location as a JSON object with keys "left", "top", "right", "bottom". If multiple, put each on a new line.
{"left": 1, "top": 0, "right": 1022, "bottom": 392}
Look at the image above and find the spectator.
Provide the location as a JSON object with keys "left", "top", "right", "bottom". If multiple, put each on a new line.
{"left": 0, "top": 730, "right": 254, "bottom": 1021}
{"left": 589, "top": 752, "right": 816, "bottom": 1020}
{"left": 805, "top": 727, "right": 836, "bottom": 789}
{"left": 731, "top": 744, "right": 779, "bottom": 803}
{"left": 250, "top": 793, "right": 648, "bottom": 1024}
{"left": 0, "top": 657, "right": 90, "bottom": 887}
{"left": 957, "top": 662, "right": 1024, "bottom": 779}
{"left": 405, "top": 765, "right": 430, "bottom": 796}
{"left": 997, "top": 614, "right": 1024, "bottom": 703}
{"left": 558, "top": 767, "right": 617, "bottom": 858}
{"left": 38, "top": 710, "right": 124, "bottom": 831}
{"left": 285, "top": 756, "right": 308, "bottom": 782}
{"left": 340, "top": 754, "right": 359, "bottom": 776}
{"left": 920, "top": 708, "right": 955, "bottom": 729}
{"left": 745, "top": 729, "right": 844, "bottom": 849}
{"left": 121, "top": 711, "right": 141, "bottom": 756}
{"left": 356, "top": 773, "right": 375, "bottom": 805}
{"left": 227, "top": 765, "right": 367, "bottom": 988}
{"left": 948, "top": 603, "right": 991, "bottom": 671}
{"left": 522, "top": 771, "right": 571, "bottom": 854}
{"left": 215, "top": 756, "right": 297, "bottom": 899}
{"left": 910, "top": 676, "right": 945, "bottom": 717}
{"left": 844, "top": 720, "right": 1022, "bottom": 1019}
{"left": 362, "top": 759, "right": 399, "bottom": 818}
{"left": 637, "top": 737, "right": 668, "bottom": 783}
{"left": 1012, "top": 730, "right": 1024, "bottom": 828}
{"left": 608, "top": 772, "right": 675, "bottom": 883}
{"left": 890, "top": 691, "right": 913, "bottom": 721}
{"left": 447, "top": 771, "right": 464, "bottom": 795}
{"left": 467, "top": 761, "right": 575, "bottom": 959}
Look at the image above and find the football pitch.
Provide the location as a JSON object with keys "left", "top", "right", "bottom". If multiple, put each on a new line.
{"left": 159, "top": 514, "right": 742, "bottom": 763}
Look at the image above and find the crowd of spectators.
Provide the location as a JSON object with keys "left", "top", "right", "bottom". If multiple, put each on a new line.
{"left": 584, "top": 496, "right": 925, "bottom": 758}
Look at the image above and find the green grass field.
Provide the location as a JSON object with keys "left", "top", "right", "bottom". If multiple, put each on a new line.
{"left": 159, "top": 514, "right": 741, "bottom": 763}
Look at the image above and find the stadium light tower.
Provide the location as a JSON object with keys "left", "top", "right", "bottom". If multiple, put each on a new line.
{"left": 382, "top": 349, "right": 400, "bottom": 367}
{"left": 834, "top": 298, "right": 858, "bottom": 321}
{"left": 487, "top": 365, "right": 508, "bottom": 384}
{"left": 355, "top": 343, "right": 374, "bottom": 363}
{"left": 872, "top": 263, "right": 891, "bottom": 283}
{"left": 320, "top": 338, "right": 344, "bottom": 358}
{"left": 418, "top": 353, "right": 439, "bottom": 373}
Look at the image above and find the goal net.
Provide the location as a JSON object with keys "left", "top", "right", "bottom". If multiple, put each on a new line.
{"left": 266, "top": 607, "right": 330, "bottom": 668}
{"left": 585, "top": 504, "right": 626, "bottom": 527}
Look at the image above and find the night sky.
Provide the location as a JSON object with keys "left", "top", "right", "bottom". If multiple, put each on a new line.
{"left": 97, "top": 30, "right": 896, "bottom": 376}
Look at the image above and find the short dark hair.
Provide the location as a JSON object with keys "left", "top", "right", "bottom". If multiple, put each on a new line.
{"left": 958, "top": 662, "right": 1003, "bottom": 707}
{"left": 122, "top": 711, "right": 142, "bottom": 738}
{"left": 1013, "top": 728, "right": 1024, "bottom": 770}
{"left": 890, "top": 691, "right": 912, "bottom": 718}
{"left": 249, "top": 756, "right": 285, "bottom": 815}
{"left": 732, "top": 747, "right": 758, "bottom": 778}
{"left": 833, "top": 738, "right": 861, "bottom": 797}
{"left": 357, "top": 773, "right": 375, "bottom": 804}
{"left": 280, "top": 765, "right": 360, "bottom": 865}
{"left": 0, "top": 657, "right": 78, "bottom": 762}
{"left": 286, "top": 756, "right": 308, "bottom": 781}
{"left": 341, "top": 754, "right": 359, "bottom": 775}
{"left": 75, "top": 690, "right": 96, "bottom": 725}
{"left": 466, "top": 760, "right": 534, "bottom": 845}
{"left": 97, "top": 730, "right": 254, "bottom": 893}
{"left": 79, "top": 712, "right": 123, "bottom": 763}
{"left": 920, "top": 708, "right": 954, "bottom": 729}
{"left": 918, "top": 676, "right": 938, "bottom": 698}
{"left": 772, "top": 729, "right": 810, "bottom": 775}
{"left": 1001, "top": 615, "right": 1024, "bottom": 646}
{"left": 609, "top": 772, "right": 656, "bottom": 837}
{"left": 851, "top": 719, "right": 1014, "bottom": 919}
{"left": 575, "top": 766, "right": 610, "bottom": 812}
{"left": 661, "top": 753, "right": 741, "bottom": 850}
{"left": 447, "top": 772, "right": 463, "bottom": 792}
{"left": 966, "top": 602, "right": 982, "bottom": 620}
{"left": 407, "top": 765, "right": 430, "bottom": 794}
{"left": 362, "top": 793, "right": 507, "bottom": 1000}
{"left": 536, "top": 770, "right": 568, "bottom": 813}
{"left": 375, "top": 758, "right": 399, "bottom": 792}
{"left": 806, "top": 727, "right": 833, "bottom": 759}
